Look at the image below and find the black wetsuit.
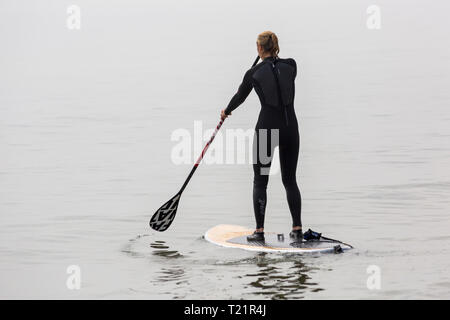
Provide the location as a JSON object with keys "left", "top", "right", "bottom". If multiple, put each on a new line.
{"left": 225, "top": 56, "right": 302, "bottom": 229}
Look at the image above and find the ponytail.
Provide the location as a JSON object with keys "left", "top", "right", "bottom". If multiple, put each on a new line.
{"left": 257, "top": 31, "right": 279, "bottom": 57}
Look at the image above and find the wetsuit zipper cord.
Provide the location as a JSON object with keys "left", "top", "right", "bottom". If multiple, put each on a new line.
{"left": 271, "top": 62, "right": 289, "bottom": 126}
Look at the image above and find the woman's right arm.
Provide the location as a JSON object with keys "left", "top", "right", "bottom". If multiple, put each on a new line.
{"left": 222, "top": 69, "right": 253, "bottom": 118}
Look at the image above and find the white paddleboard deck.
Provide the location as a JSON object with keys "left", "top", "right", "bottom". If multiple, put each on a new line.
{"left": 204, "top": 224, "right": 352, "bottom": 254}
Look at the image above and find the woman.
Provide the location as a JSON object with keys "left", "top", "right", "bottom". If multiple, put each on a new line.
{"left": 221, "top": 31, "right": 303, "bottom": 242}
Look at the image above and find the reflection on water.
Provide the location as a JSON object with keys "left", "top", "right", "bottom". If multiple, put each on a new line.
{"left": 154, "top": 266, "right": 188, "bottom": 284}
{"left": 123, "top": 235, "right": 187, "bottom": 288}
{"left": 243, "top": 253, "right": 324, "bottom": 299}
{"left": 150, "top": 240, "right": 182, "bottom": 258}
{"left": 214, "top": 253, "right": 324, "bottom": 299}
{"left": 148, "top": 240, "right": 189, "bottom": 292}
{"left": 123, "top": 235, "right": 326, "bottom": 299}
{"left": 122, "top": 235, "right": 182, "bottom": 259}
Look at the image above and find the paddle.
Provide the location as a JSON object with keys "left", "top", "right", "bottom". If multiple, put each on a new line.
{"left": 149, "top": 56, "right": 260, "bottom": 232}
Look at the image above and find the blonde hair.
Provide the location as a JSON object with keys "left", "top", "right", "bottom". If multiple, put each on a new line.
{"left": 257, "top": 31, "right": 279, "bottom": 57}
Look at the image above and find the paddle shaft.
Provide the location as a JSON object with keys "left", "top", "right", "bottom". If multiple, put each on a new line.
{"left": 179, "top": 119, "right": 224, "bottom": 194}
{"left": 178, "top": 56, "right": 260, "bottom": 194}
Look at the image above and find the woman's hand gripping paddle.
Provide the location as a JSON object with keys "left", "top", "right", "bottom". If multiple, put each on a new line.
{"left": 149, "top": 56, "right": 260, "bottom": 231}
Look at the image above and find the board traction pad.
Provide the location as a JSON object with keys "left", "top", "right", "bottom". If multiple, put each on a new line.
{"left": 227, "top": 233, "right": 341, "bottom": 249}
{"left": 204, "top": 224, "right": 352, "bottom": 253}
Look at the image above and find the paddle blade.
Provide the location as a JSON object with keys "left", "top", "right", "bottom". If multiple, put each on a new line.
{"left": 149, "top": 193, "right": 181, "bottom": 231}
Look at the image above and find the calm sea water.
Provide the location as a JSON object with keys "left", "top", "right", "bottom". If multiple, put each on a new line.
{"left": 1, "top": 0, "right": 449, "bottom": 299}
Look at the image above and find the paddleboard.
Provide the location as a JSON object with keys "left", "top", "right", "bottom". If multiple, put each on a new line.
{"left": 204, "top": 224, "right": 352, "bottom": 254}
